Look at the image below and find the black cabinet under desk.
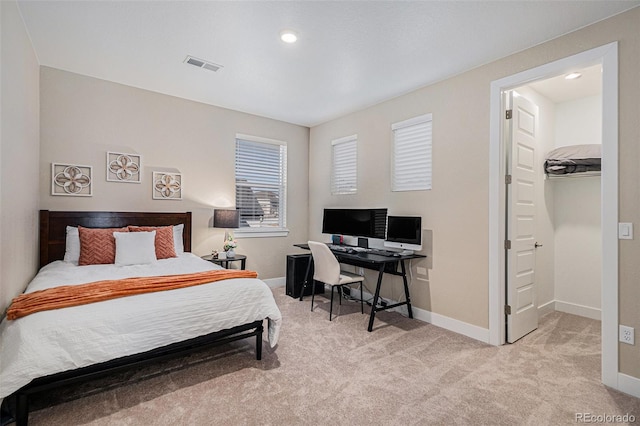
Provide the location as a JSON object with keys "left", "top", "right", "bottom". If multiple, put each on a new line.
{"left": 286, "top": 254, "right": 324, "bottom": 298}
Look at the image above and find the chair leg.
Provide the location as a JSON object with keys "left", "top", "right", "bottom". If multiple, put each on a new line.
{"left": 360, "top": 281, "right": 364, "bottom": 314}
{"left": 330, "top": 286, "right": 335, "bottom": 321}
{"left": 338, "top": 286, "right": 342, "bottom": 305}
{"left": 311, "top": 281, "right": 316, "bottom": 312}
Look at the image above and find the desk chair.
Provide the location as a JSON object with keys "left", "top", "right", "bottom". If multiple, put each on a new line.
{"left": 307, "top": 241, "right": 364, "bottom": 321}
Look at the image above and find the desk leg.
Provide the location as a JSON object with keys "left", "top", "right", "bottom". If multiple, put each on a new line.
{"left": 400, "top": 260, "right": 413, "bottom": 319}
{"left": 299, "top": 256, "right": 313, "bottom": 301}
{"left": 367, "top": 264, "right": 385, "bottom": 332}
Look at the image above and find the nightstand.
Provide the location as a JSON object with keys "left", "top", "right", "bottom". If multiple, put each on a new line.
{"left": 201, "top": 254, "right": 247, "bottom": 270}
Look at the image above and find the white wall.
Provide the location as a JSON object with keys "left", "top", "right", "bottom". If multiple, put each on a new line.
{"left": 0, "top": 1, "right": 41, "bottom": 312}
{"left": 555, "top": 96, "right": 603, "bottom": 148}
{"left": 39, "top": 67, "right": 309, "bottom": 281}
{"left": 553, "top": 178, "right": 601, "bottom": 317}
{"left": 552, "top": 95, "right": 602, "bottom": 319}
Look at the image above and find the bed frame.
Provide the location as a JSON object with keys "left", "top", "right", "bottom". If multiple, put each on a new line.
{"left": 2, "top": 210, "right": 265, "bottom": 426}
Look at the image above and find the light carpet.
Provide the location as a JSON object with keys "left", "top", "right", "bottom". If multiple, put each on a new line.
{"left": 25, "top": 287, "right": 640, "bottom": 425}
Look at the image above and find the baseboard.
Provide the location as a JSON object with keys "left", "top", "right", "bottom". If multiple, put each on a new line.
{"left": 617, "top": 372, "right": 640, "bottom": 398}
{"left": 554, "top": 300, "right": 601, "bottom": 321}
{"left": 538, "top": 300, "right": 555, "bottom": 317}
{"left": 351, "top": 288, "right": 490, "bottom": 344}
{"left": 411, "top": 306, "right": 490, "bottom": 343}
{"left": 263, "top": 277, "right": 285, "bottom": 289}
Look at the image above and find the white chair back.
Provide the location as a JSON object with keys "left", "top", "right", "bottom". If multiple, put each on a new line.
{"left": 308, "top": 241, "right": 341, "bottom": 285}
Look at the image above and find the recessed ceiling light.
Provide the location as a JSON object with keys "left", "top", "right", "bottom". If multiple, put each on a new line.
{"left": 280, "top": 30, "right": 298, "bottom": 44}
{"left": 565, "top": 72, "right": 582, "bottom": 80}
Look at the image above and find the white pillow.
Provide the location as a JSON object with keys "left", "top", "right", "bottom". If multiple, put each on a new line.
{"left": 63, "top": 226, "right": 80, "bottom": 263}
{"left": 114, "top": 231, "right": 157, "bottom": 266}
{"left": 173, "top": 223, "right": 184, "bottom": 254}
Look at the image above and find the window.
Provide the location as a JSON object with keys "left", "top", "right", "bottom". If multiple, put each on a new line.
{"left": 391, "top": 114, "right": 432, "bottom": 191}
{"left": 235, "top": 134, "right": 288, "bottom": 237}
{"left": 331, "top": 134, "right": 357, "bottom": 194}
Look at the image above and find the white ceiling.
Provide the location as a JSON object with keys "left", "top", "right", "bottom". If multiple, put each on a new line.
{"left": 528, "top": 64, "right": 602, "bottom": 103}
{"left": 17, "top": 1, "right": 639, "bottom": 127}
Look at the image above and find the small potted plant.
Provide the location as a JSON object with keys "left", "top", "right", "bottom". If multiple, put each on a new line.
{"left": 223, "top": 235, "right": 238, "bottom": 257}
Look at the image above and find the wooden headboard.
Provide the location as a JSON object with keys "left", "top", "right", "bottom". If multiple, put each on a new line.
{"left": 39, "top": 210, "right": 192, "bottom": 268}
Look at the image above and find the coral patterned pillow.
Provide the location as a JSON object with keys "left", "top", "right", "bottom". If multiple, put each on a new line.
{"left": 128, "top": 226, "right": 177, "bottom": 259}
{"left": 78, "top": 226, "right": 129, "bottom": 265}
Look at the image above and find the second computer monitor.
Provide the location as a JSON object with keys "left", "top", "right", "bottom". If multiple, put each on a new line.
{"left": 384, "top": 215, "right": 422, "bottom": 252}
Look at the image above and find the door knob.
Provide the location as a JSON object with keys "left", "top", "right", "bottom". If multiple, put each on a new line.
{"left": 534, "top": 242, "right": 543, "bottom": 248}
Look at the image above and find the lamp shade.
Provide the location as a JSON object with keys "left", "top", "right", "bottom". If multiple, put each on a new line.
{"left": 213, "top": 209, "right": 239, "bottom": 229}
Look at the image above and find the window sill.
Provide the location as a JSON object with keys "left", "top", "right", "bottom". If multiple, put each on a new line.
{"left": 234, "top": 228, "right": 290, "bottom": 238}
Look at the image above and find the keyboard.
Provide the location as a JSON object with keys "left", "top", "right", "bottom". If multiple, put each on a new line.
{"left": 369, "top": 249, "right": 400, "bottom": 256}
{"left": 327, "top": 244, "right": 368, "bottom": 253}
{"left": 326, "top": 244, "right": 401, "bottom": 257}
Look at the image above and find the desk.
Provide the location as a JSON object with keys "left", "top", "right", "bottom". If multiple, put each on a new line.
{"left": 294, "top": 244, "right": 426, "bottom": 331}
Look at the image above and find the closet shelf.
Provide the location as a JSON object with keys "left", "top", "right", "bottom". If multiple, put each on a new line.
{"left": 545, "top": 171, "right": 601, "bottom": 180}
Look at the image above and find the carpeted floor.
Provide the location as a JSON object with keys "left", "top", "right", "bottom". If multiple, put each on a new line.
{"left": 24, "top": 287, "right": 640, "bottom": 425}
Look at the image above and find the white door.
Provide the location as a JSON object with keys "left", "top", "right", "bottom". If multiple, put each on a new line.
{"left": 506, "top": 92, "right": 539, "bottom": 343}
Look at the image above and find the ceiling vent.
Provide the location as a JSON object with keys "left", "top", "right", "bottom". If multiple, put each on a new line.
{"left": 184, "top": 55, "right": 223, "bottom": 73}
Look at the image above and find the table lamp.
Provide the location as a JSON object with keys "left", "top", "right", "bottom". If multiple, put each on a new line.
{"left": 213, "top": 209, "right": 240, "bottom": 243}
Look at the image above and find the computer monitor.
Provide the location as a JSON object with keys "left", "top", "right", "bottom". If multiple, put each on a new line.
{"left": 322, "top": 208, "right": 387, "bottom": 240}
{"left": 384, "top": 216, "right": 422, "bottom": 252}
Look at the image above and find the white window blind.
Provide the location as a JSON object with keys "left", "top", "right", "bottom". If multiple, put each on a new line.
{"left": 235, "top": 135, "right": 287, "bottom": 231}
{"left": 331, "top": 134, "right": 357, "bottom": 195}
{"left": 391, "top": 114, "right": 432, "bottom": 191}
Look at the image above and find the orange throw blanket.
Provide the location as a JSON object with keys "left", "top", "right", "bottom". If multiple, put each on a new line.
{"left": 7, "top": 269, "right": 258, "bottom": 320}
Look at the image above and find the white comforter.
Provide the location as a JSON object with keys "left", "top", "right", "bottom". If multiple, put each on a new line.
{"left": 0, "top": 253, "right": 281, "bottom": 399}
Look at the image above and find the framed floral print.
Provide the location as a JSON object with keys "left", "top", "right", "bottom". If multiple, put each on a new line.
{"left": 152, "top": 172, "right": 182, "bottom": 200}
{"left": 107, "top": 152, "right": 141, "bottom": 183}
{"left": 51, "top": 163, "right": 93, "bottom": 196}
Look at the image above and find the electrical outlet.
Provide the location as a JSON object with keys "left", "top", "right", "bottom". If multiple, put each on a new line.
{"left": 619, "top": 325, "right": 635, "bottom": 345}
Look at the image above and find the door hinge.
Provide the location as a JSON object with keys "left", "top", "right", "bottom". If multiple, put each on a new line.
{"left": 505, "top": 174, "right": 512, "bottom": 184}
{"left": 506, "top": 109, "right": 513, "bottom": 119}
{"left": 505, "top": 305, "right": 512, "bottom": 315}
{"left": 504, "top": 240, "right": 511, "bottom": 250}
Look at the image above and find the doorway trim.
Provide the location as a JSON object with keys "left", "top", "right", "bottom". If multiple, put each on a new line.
{"left": 488, "top": 42, "right": 618, "bottom": 388}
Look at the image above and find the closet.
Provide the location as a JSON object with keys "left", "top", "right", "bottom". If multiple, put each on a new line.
{"left": 519, "top": 64, "right": 603, "bottom": 321}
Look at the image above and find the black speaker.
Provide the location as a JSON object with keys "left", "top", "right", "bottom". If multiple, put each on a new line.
{"left": 357, "top": 237, "right": 369, "bottom": 249}
{"left": 286, "top": 254, "right": 324, "bottom": 298}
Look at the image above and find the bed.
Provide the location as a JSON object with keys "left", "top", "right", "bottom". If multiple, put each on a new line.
{"left": 0, "top": 210, "right": 282, "bottom": 425}
{"left": 544, "top": 144, "right": 601, "bottom": 177}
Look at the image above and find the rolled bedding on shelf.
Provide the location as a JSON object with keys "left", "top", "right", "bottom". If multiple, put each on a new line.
{"left": 544, "top": 144, "right": 601, "bottom": 175}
